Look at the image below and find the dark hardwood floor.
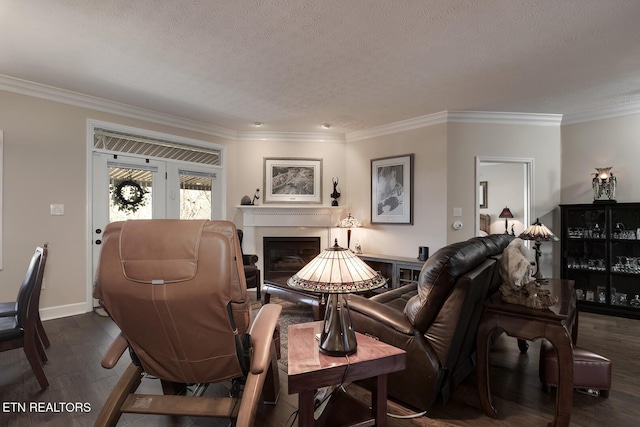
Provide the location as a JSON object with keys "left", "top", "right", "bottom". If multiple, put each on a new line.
{"left": 1, "top": 297, "right": 639, "bottom": 426}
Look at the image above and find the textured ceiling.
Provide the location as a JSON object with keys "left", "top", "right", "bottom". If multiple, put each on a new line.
{"left": 1, "top": 0, "right": 640, "bottom": 134}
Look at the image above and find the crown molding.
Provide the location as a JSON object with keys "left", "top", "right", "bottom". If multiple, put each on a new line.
{"left": 345, "top": 111, "right": 449, "bottom": 142}
{"left": 562, "top": 102, "right": 640, "bottom": 125}
{"left": 235, "top": 130, "right": 345, "bottom": 143}
{"left": 345, "top": 110, "right": 563, "bottom": 142}
{"left": 5, "top": 74, "right": 640, "bottom": 142}
{"left": 0, "top": 75, "right": 239, "bottom": 139}
{"left": 446, "top": 110, "right": 563, "bottom": 126}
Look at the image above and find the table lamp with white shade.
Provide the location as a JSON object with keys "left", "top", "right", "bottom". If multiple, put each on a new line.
{"left": 288, "top": 239, "right": 386, "bottom": 356}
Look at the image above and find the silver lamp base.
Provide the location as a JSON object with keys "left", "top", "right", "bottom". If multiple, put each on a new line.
{"left": 319, "top": 294, "right": 357, "bottom": 356}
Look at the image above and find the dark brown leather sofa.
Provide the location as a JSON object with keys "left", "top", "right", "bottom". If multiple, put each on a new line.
{"left": 349, "top": 234, "right": 513, "bottom": 411}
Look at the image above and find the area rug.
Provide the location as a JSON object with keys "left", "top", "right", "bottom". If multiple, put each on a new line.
{"left": 251, "top": 297, "right": 314, "bottom": 371}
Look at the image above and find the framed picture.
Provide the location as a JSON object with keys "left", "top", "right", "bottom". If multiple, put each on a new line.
{"left": 263, "top": 158, "right": 322, "bottom": 204}
{"left": 371, "top": 154, "right": 413, "bottom": 224}
{"left": 479, "top": 181, "right": 488, "bottom": 209}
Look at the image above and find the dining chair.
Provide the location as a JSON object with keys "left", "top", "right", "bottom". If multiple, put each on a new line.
{"left": 0, "top": 244, "right": 49, "bottom": 389}
{"left": 0, "top": 286, "right": 51, "bottom": 349}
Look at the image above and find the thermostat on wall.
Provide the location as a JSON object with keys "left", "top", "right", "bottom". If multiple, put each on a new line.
{"left": 452, "top": 220, "right": 463, "bottom": 230}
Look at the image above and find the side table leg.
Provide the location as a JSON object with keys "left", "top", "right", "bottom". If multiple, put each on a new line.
{"left": 476, "top": 313, "right": 498, "bottom": 417}
{"left": 546, "top": 328, "right": 574, "bottom": 427}
{"left": 373, "top": 374, "right": 388, "bottom": 427}
{"left": 298, "top": 390, "right": 315, "bottom": 427}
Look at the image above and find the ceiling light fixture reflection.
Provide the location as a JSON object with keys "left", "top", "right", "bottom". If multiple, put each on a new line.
{"left": 321, "top": 123, "right": 331, "bottom": 129}
{"left": 252, "top": 122, "right": 263, "bottom": 127}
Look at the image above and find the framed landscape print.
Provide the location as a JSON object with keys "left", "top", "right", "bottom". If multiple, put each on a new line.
{"left": 371, "top": 154, "right": 413, "bottom": 224}
{"left": 264, "top": 158, "right": 322, "bottom": 204}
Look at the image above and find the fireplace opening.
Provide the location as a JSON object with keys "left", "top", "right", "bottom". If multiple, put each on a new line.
{"left": 263, "top": 237, "right": 321, "bottom": 281}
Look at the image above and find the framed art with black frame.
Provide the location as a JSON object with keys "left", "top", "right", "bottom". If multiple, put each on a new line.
{"left": 371, "top": 154, "right": 413, "bottom": 224}
{"left": 479, "top": 181, "right": 488, "bottom": 209}
{"left": 263, "top": 157, "right": 322, "bottom": 204}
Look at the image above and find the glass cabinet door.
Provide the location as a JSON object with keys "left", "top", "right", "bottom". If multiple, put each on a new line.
{"left": 562, "top": 206, "right": 607, "bottom": 305}
{"left": 609, "top": 207, "right": 640, "bottom": 309}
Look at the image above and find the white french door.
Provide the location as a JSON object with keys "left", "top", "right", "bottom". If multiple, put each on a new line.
{"left": 91, "top": 154, "right": 167, "bottom": 296}
{"left": 90, "top": 152, "right": 224, "bottom": 308}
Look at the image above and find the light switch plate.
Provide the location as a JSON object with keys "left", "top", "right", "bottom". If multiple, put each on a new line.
{"left": 453, "top": 207, "right": 462, "bottom": 217}
{"left": 50, "top": 204, "right": 64, "bottom": 215}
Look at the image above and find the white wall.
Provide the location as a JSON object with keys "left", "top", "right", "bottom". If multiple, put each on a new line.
{"left": 561, "top": 113, "right": 640, "bottom": 204}
{"left": 345, "top": 124, "right": 449, "bottom": 259}
{"left": 229, "top": 138, "right": 346, "bottom": 226}
{"left": 0, "top": 90, "right": 229, "bottom": 316}
{"left": 447, "top": 122, "right": 562, "bottom": 278}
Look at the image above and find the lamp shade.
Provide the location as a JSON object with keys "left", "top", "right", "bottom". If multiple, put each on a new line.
{"left": 499, "top": 207, "right": 514, "bottom": 219}
{"left": 337, "top": 213, "right": 362, "bottom": 228}
{"left": 288, "top": 240, "right": 386, "bottom": 293}
{"left": 519, "top": 218, "right": 559, "bottom": 242}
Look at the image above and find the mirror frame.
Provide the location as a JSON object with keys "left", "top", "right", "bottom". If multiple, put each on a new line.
{"left": 475, "top": 156, "right": 534, "bottom": 236}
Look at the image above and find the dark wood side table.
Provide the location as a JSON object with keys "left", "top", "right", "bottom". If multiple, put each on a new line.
{"left": 476, "top": 279, "right": 578, "bottom": 427}
{"left": 288, "top": 322, "right": 406, "bottom": 427}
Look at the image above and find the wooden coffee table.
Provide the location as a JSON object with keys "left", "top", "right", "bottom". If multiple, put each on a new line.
{"left": 288, "top": 322, "right": 406, "bottom": 427}
{"left": 476, "top": 279, "right": 578, "bottom": 427}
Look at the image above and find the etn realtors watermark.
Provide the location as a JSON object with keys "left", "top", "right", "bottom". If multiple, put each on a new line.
{"left": 2, "top": 401, "right": 91, "bottom": 413}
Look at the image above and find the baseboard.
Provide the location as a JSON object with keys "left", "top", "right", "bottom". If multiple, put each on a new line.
{"left": 40, "top": 302, "right": 88, "bottom": 321}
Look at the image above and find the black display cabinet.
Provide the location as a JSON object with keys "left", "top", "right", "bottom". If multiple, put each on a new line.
{"left": 561, "top": 203, "right": 640, "bottom": 318}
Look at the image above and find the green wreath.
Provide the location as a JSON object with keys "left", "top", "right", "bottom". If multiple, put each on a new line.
{"left": 111, "top": 179, "right": 149, "bottom": 213}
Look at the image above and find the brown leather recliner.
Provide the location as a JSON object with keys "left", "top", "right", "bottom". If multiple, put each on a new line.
{"left": 238, "top": 229, "right": 261, "bottom": 299}
{"left": 93, "top": 220, "right": 281, "bottom": 427}
{"left": 349, "top": 234, "right": 513, "bottom": 411}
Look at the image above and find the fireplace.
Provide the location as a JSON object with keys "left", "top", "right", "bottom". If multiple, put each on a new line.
{"left": 263, "top": 237, "right": 321, "bottom": 281}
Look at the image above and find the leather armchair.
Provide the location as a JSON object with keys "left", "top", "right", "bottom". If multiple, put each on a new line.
{"left": 349, "top": 234, "right": 513, "bottom": 411}
{"left": 238, "top": 229, "right": 261, "bottom": 299}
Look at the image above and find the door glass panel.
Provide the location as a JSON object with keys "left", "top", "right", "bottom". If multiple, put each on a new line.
{"left": 109, "top": 166, "right": 153, "bottom": 222}
{"left": 179, "top": 170, "right": 213, "bottom": 219}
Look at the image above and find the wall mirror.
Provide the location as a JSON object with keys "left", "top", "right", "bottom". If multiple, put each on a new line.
{"left": 475, "top": 156, "right": 533, "bottom": 237}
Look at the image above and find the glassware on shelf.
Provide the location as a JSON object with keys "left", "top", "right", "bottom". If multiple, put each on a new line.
{"left": 630, "top": 295, "right": 640, "bottom": 307}
{"left": 586, "top": 290, "right": 595, "bottom": 301}
{"left": 617, "top": 293, "right": 628, "bottom": 305}
{"left": 613, "top": 222, "right": 625, "bottom": 239}
{"left": 576, "top": 289, "right": 584, "bottom": 300}
{"left": 613, "top": 256, "right": 625, "bottom": 272}
{"left": 598, "top": 287, "right": 607, "bottom": 304}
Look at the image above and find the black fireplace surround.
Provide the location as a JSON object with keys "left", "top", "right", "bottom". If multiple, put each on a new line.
{"left": 263, "top": 237, "right": 321, "bottom": 281}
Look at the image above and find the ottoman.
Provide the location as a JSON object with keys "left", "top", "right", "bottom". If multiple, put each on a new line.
{"left": 539, "top": 340, "right": 612, "bottom": 398}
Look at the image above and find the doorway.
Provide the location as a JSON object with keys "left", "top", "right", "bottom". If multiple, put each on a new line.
{"left": 475, "top": 157, "right": 533, "bottom": 236}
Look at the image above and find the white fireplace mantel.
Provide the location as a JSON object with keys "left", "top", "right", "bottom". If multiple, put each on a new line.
{"left": 237, "top": 205, "right": 346, "bottom": 254}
